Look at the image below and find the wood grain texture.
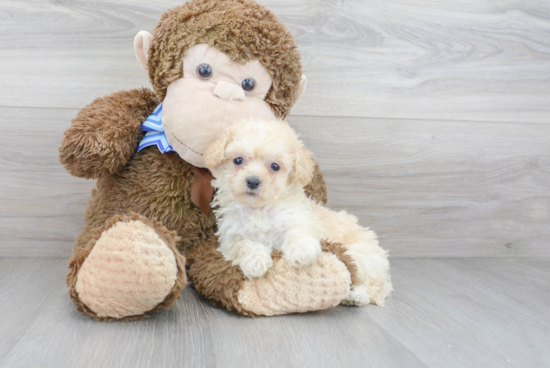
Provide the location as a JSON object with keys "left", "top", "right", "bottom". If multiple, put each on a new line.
{"left": 0, "top": 107, "right": 94, "bottom": 256}
{"left": 1, "top": 257, "right": 548, "bottom": 368}
{"left": 1, "top": 1, "right": 549, "bottom": 257}
{"left": 0, "top": 0, "right": 549, "bottom": 123}
{"left": 0, "top": 258, "right": 69, "bottom": 360}
{"left": 288, "top": 115, "right": 550, "bottom": 257}
{"left": 1, "top": 107, "right": 549, "bottom": 257}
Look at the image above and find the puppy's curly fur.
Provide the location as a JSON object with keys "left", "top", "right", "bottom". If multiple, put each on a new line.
{"left": 205, "top": 120, "right": 393, "bottom": 305}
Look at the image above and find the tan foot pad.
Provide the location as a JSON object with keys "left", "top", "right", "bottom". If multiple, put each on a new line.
{"left": 237, "top": 253, "right": 351, "bottom": 316}
{"left": 75, "top": 220, "right": 178, "bottom": 319}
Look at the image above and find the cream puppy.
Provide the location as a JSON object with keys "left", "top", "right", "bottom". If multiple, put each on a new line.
{"left": 204, "top": 120, "right": 392, "bottom": 306}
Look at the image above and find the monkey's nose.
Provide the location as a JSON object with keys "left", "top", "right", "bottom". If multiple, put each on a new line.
{"left": 246, "top": 177, "right": 261, "bottom": 190}
{"left": 213, "top": 81, "right": 245, "bottom": 101}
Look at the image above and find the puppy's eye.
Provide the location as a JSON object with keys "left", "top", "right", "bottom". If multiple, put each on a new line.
{"left": 241, "top": 78, "right": 255, "bottom": 92}
{"left": 197, "top": 64, "right": 213, "bottom": 80}
{"left": 270, "top": 163, "right": 280, "bottom": 171}
{"left": 234, "top": 157, "right": 243, "bottom": 165}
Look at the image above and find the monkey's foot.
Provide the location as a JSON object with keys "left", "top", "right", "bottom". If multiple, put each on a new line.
{"left": 188, "top": 239, "right": 356, "bottom": 316}
{"left": 67, "top": 213, "right": 187, "bottom": 321}
{"left": 237, "top": 252, "right": 350, "bottom": 316}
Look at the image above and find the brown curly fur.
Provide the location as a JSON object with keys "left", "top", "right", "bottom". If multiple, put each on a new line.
{"left": 321, "top": 241, "right": 361, "bottom": 287}
{"left": 187, "top": 237, "right": 253, "bottom": 316}
{"left": 148, "top": 0, "right": 303, "bottom": 119}
{"left": 305, "top": 164, "right": 328, "bottom": 206}
{"left": 59, "top": 0, "right": 335, "bottom": 320}
{"left": 60, "top": 88, "right": 158, "bottom": 179}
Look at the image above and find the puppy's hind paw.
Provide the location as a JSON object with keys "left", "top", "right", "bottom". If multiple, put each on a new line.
{"left": 240, "top": 254, "right": 273, "bottom": 279}
{"left": 342, "top": 285, "right": 371, "bottom": 306}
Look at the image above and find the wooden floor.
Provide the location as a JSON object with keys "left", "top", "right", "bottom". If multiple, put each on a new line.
{"left": 1, "top": 257, "right": 548, "bottom": 368}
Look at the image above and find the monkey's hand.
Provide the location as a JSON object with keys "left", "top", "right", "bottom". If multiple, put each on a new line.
{"left": 59, "top": 88, "right": 158, "bottom": 179}
{"left": 304, "top": 163, "right": 328, "bottom": 206}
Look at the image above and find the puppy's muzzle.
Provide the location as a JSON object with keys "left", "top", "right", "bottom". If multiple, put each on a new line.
{"left": 246, "top": 176, "right": 261, "bottom": 190}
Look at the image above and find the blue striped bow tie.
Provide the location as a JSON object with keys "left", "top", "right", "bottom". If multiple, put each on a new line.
{"left": 138, "top": 103, "right": 175, "bottom": 153}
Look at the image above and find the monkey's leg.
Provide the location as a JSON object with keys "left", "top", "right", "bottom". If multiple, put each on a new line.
{"left": 67, "top": 213, "right": 187, "bottom": 321}
{"left": 187, "top": 238, "right": 356, "bottom": 316}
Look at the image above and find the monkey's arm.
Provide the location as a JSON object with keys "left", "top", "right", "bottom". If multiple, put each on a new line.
{"left": 59, "top": 88, "right": 158, "bottom": 179}
{"left": 304, "top": 163, "right": 328, "bottom": 205}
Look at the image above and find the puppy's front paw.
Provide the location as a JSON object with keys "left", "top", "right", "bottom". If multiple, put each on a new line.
{"left": 284, "top": 238, "right": 322, "bottom": 268}
{"left": 240, "top": 253, "right": 273, "bottom": 279}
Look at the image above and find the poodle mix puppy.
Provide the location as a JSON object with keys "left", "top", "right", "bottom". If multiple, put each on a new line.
{"left": 204, "top": 120, "right": 392, "bottom": 306}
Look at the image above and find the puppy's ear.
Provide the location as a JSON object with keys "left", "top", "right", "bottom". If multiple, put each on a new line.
{"left": 293, "top": 142, "right": 316, "bottom": 187}
{"left": 204, "top": 132, "right": 232, "bottom": 169}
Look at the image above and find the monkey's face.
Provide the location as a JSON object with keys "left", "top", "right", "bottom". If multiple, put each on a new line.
{"left": 161, "top": 44, "right": 276, "bottom": 168}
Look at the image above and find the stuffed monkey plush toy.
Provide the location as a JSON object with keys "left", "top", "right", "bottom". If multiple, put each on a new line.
{"left": 59, "top": 0, "right": 390, "bottom": 320}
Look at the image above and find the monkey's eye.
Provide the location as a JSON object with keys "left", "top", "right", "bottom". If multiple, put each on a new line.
{"left": 241, "top": 78, "right": 255, "bottom": 92}
{"left": 270, "top": 163, "right": 280, "bottom": 171}
{"left": 197, "top": 64, "right": 213, "bottom": 80}
{"left": 234, "top": 157, "right": 243, "bottom": 165}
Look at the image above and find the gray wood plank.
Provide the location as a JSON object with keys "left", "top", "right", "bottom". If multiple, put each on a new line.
{"left": 0, "top": 258, "right": 69, "bottom": 360}
{"left": 289, "top": 115, "right": 550, "bottom": 258}
{"left": 1, "top": 257, "right": 549, "bottom": 368}
{"left": 368, "top": 258, "right": 550, "bottom": 367}
{"left": 2, "top": 107, "right": 549, "bottom": 257}
{"left": 0, "top": 107, "right": 93, "bottom": 256}
{"left": 197, "top": 299, "right": 424, "bottom": 368}
{"left": 0, "top": 0, "right": 549, "bottom": 123}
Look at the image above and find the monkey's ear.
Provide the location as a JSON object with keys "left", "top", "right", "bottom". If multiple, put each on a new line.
{"left": 295, "top": 74, "right": 308, "bottom": 103}
{"left": 293, "top": 142, "right": 316, "bottom": 187}
{"left": 134, "top": 31, "right": 153, "bottom": 71}
{"left": 204, "top": 132, "right": 233, "bottom": 169}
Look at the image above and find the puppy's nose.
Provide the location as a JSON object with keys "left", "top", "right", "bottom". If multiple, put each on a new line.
{"left": 246, "top": 177, "right": 261, "bottom": 190}
{"left": 213, "top": 81, "right": 245, "bottom": 101}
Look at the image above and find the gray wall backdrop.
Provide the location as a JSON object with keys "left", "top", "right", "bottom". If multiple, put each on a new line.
{"left": 1, "top": 0, "right": 549, "bottom": 257}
